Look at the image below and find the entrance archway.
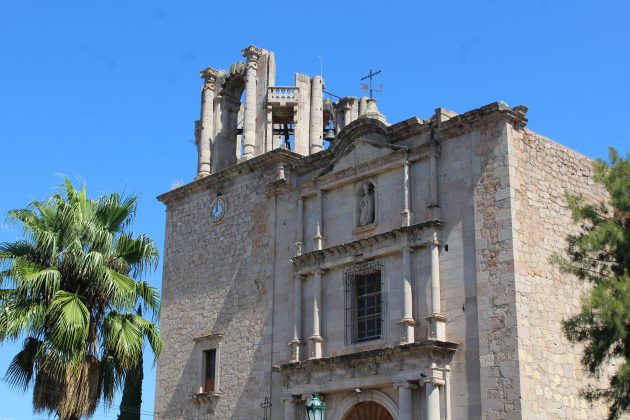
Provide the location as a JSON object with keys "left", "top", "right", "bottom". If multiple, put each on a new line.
{"left": 342, "top": 401, "right": 394, "bottom": 420}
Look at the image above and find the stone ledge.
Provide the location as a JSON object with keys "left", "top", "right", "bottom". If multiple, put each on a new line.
{"left": 292, "top": 219, "right": 444, "bottom": 273}
{"left": 273, "top": 339, "right": 458, "bottom": 373}
{"left": 157, "top": 148, "right": 302, "bottom": 205}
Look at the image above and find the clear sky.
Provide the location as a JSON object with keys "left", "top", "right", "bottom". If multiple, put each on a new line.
{"left": 0, "top": 0, "right": 628, "bottom": 419}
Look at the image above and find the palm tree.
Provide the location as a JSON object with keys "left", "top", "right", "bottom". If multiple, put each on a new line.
{"left": 0, "top": 179, "right": 162, "bottom": 420}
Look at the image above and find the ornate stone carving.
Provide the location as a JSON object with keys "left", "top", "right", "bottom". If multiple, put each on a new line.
{"left": 199, "top": 66, "right": 219, "bottom": 91}
{"left": 241, "top": 45, "right": 262, "bottom": 63}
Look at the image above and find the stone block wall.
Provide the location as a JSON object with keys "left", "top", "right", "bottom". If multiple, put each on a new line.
{"left": 471, "top": 118, "right": 522, "bottom": 419}
{"left": 510, "top": 128, "right": 610, "bottom": 418}
{"left": 155, "top": 169, "right": 277, "bottom": 419}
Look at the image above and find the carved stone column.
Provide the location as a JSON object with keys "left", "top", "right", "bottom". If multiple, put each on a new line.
{"left": 309, "top": 269, "right": 324, "bottom": 359}
{"left": 196, "top": 67, "right": 218, "bottom": 179}
{"left": 426, "top": 232, "right": 446, "bottom": 340}
{"left": 401, "top": 160, "right": 412, "bottom": 226}
{"left": 309, "top": 75, "right": 324, "bottom": 154}
{"left": 289, "top": 274, "right": 303, "bottom": 362}
{"left": 397, "top": 246, "right": 416, "bottom": 344}
{"left": 241, "top": 45, "right": 261, "bottom": 160}
{"left": 394, "top": 381, "right": 417, "bottom": 420}
{"left": 282, "top": 395, "right": 297, "bottom": 420}
{"left": 424, "top": 377, "right": 444, "bottom": 420}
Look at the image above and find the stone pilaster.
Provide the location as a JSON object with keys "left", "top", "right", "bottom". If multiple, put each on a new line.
{"left": 313, "top": 190, "right": 325, "bottom": 250}
{"left": 308, "top": 269, "right": 324, "bottom": 359}
{"left": 295, "top": 196, "right": 304, "bottom": 256}
{"left": 424, "top": 376, "right": 445, "bottom": 420}
{"left": 282, "top": 395, "right": 298, "bottom": 420}
{"left": 289, "top": 274, "right": 303, "bottom": 362}
{"left": 241, "top": 45, "right": 262, "bottom": 160}
{"left": 401, "top": 160, "right": 412, "bottom": 226}
{"left": 196, "top": 66, "right": 218, "bottom": 179}
{"left": 426, "top": 231, "right": 446, "bottom": 340}
{"left": 444, "top": 366, "right": 452, "bottom": 420}
{"left": 394, "top": 381, "right": 417, "bottom": 420}
{"left": 397, "top": 246, "right": 416, "bottom": 344}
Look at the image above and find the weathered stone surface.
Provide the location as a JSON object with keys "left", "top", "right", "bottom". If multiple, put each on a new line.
{"left": 156, "top": 47, "right": 613, "bottom": 420}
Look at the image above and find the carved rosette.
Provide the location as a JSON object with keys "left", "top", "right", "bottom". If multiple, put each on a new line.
{"left": 199, "top": 66, "right": 219, "bottom": 91}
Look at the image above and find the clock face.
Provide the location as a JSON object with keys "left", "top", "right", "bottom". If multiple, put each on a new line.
{"left": 211, "top": 198, "right": 225, "bottom": 223}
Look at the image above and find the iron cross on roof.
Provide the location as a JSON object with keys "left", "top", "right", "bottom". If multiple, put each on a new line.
{"left": 361, "top": 69, "right": 383, "bottom": 99}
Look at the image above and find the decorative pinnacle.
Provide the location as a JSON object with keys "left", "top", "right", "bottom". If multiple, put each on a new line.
{"left": 241, "top": 45, "right": 262, "bottom": 61}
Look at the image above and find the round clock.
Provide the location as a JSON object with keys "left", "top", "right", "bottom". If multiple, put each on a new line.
{"left": 211, "top": 197, "right": 226, "bottom": 223}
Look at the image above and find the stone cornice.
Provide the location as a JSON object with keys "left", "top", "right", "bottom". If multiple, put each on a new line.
{"left": 273, "top": 340, "right": 458, "bottom": 373}
{"left": 292, "top": 220, "right": 444, "bottom": 273}
{"left": 287, "top": 101, "right": 526, "bottom": 178}
{"left": 159, "top": 102, "right": 527, "bottom": 206}
{"left": 287, "top": 142, "right": 436, "bottom": 198}
{"left": 157, "top": 148, "right": 301, "bottom": 205}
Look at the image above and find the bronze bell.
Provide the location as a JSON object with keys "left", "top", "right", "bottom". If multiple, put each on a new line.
{"left": 323, "top": 128, "right": 335, "bottom": 142}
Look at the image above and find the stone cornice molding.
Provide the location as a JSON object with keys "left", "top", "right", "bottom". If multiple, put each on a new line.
{"left": 157, "top": 148, "right": 302, "bottom": 205}
{"left": 193, "top": 333, "right": 224, "bottom": 342}
{"left": 290, "top": 143, "right": 434, "bottom": 199}
{"left": 158, "top": 101, "right": 529, "bottom": 206}
{"left": 291, "top": 220, "right": 444, "bottom": 274}
{"left": 393, "top": 381, "right": 418, "bottom": 390}
{"left": 274, "top": 340, "right": 457, "bottom": 372}
{"left": 274, "top": 340, "right": 458, "bottom": 390}
{"left": 330, "top": 117, "right": 390, "bottom": 157}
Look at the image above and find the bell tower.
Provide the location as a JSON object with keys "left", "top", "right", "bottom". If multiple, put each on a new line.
{"left": 193, "top": 45, "right": 385, "bottom": 179}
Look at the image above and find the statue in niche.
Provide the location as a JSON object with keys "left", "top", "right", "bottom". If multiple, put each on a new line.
{"left": 358, "top": 182, "right": 375, "bottom": 226}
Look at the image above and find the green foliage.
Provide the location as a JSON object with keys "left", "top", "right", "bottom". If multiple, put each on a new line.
{"left": 553, "top": 148, "right": 630, "bottom": 419}
{"left": 0, "top": 179, "right": 162, "bottom": 420}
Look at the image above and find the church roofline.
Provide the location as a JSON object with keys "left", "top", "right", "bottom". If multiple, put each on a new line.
{"left": 157, "top": 148, "right": 302, "bottom": 204}
{"left": 159, "top": 101, "right": 529, "bottom": 204}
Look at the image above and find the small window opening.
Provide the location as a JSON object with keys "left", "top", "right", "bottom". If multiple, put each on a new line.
{"left": 204, "top": 349, "right": 216, "bottom": 392}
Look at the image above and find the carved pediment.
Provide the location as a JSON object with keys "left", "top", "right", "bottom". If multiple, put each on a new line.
{"left": 319, "top": 117, "right": 406, "bottom": 175}
{"left": 332, "top": 139, "right": 401, "bottom": 173}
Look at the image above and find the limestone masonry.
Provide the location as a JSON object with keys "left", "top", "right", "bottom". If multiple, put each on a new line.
{"left": 155, "top": 46, "right": 611, "bottom": 419}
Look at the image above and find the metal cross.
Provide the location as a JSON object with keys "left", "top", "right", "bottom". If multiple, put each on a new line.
{"left": 361, "top": 69, "right": 382, "bottom": 99}
{"left": 260, "top": 396, "right": 272, "bottom": 420}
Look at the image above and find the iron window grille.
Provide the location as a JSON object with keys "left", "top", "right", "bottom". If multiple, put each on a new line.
{"left": 344, "top": 261, "right": 384, "bottom": 345}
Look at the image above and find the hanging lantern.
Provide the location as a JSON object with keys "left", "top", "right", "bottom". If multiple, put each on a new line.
{"left": 305, "top": 393, "right": 326, "bottom": 420}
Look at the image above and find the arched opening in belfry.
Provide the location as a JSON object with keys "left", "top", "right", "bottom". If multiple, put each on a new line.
{"left": 213, "top": 73, "right": 245, "bottom": 169}
{"left": 342, "top": 401, "right": 394, "bottom": 420}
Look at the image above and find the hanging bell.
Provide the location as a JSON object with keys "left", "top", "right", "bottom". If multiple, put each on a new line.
{"left": 323, "top": 128, "right": 335, "bottom": 142}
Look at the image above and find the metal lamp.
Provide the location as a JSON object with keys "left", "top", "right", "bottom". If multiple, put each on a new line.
{"left": 305, "top": 393, "right": 326, "bottom": 420}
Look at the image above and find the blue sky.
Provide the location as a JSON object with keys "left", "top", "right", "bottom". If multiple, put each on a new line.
{"left": 0, "top": 0, "right": 628, "bottom": 418}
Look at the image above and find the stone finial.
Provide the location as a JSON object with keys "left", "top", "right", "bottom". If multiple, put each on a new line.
{"left": 241, "top": 45, "right": 262, "bottom": 62}
{"left": 199, "top": 66, "right": 219, "bottom": 90}
{"left": 360, "top": 98, "right": 386, "bottom": 123}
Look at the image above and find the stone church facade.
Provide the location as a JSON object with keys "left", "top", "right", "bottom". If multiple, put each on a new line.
{"left": 155, "top": 46, "right": 610, "bottom": 419}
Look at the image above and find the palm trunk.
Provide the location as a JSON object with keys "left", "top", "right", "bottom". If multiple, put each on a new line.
{"left": 117, "top": 350, "right": 143, "bottom": 420}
